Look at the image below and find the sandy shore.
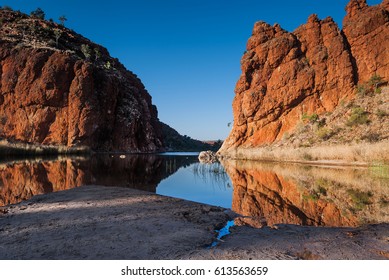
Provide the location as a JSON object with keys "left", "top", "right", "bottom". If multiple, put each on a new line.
{"left": 1, "top": 185, "right": 388, "bottom": 260}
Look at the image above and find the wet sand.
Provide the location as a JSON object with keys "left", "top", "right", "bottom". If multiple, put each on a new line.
{"left": 0, "top": 185, "right": 388, "bottom": 260}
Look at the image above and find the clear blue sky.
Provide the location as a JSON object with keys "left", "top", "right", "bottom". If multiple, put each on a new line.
{"left": 2, "top": 0, "right": 382, "bottom": 140}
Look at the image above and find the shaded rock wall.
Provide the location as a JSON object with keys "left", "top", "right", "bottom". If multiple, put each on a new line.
{"left": 0, "top": 9, "right": 163, "bottom": 153}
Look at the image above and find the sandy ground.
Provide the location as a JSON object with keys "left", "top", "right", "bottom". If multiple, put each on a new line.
{"left": 0, "top": 185, "right": 388, "bottom": 260}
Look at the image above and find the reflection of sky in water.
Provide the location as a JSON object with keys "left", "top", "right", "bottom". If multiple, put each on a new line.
{"left": 157, "top": 163, "right": 233, "bottom": 209}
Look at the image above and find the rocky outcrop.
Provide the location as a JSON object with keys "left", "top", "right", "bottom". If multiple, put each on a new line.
{"left": 343, "top": 0, "right": 389, "bottom": 82}
{"left": 198, "top": 150, "right": 218, "bottom": 163}
{"left": 220, "top": 0, "right": 389, "bottom": 154}
{"left": 0, "top": 9, "right": 163, "bottom": 153}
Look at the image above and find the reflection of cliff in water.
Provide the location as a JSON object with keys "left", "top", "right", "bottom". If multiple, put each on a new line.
{"left": 222, "top": 160, "right": 389, "bottom": 227}
{"left": 0, "top": 154, "right": 197, "bottom": 206}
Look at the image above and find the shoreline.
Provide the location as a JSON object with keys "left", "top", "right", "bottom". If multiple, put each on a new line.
{"left": 218, "top": 140, "right": 389, "bottom": 167}
{"left": 1, "top": 185, "right": 388, "bottom": 260}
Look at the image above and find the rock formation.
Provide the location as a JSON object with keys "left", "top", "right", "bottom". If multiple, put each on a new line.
{"left": 219, "top": 0, "right": 389, "bottom": 155}
{"left": 198, "top": 150, "right": 218, "bottom": 163}
{"left": 0, "top": 9, "right": 163, "bottom": 153}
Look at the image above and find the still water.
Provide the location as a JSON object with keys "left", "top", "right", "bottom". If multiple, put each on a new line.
{"left": 1, "top": 153, "right": 388, "bottom": 228}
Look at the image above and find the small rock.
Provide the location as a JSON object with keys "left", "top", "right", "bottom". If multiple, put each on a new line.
{"left": 198, "top": 151, "right": 218, "bottom": 163}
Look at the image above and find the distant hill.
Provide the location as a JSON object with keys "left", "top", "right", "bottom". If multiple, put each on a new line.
{"left": 160, "top": 122, "right": 222, "bottom": 152}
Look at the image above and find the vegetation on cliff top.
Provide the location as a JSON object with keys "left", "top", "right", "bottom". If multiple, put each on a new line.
{"left": 0, "top": 7, "right": 122, "bottom": 74}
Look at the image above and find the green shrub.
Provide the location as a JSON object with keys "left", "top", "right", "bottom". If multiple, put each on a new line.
{"left": 347, "top": 107, "right": 370, "bottom": 126}
{"left": 94, "top": 48, "right": 101, "bottom": 61}
{"left": 302, "top": 113, "right": 319, "bottom": 123}
{"left": 316, "top": 127, "right": 332, "bottom": 140}
{"left": 368, "top": 74, "right": 383, "bottom": 87}
{"left": 375, "top": 87, "right": 382, "bottom": 94}
{"left": 53, "top": 29, "right": 62, "bottom": 48}
{"left": 81, "top": 44, "right": 92, "bottom": 60}
{"left": 58, "top": 15, "right": 67, "bottom": 26}
{"left": 356, "top": 84, "right": 368, "bottom": 96}
{"left": 356, "top": 74, "right": 385, "bottom": 96}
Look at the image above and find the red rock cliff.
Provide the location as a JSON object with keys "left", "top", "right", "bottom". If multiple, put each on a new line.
{"left": 0, "top": 9, "right": 163, "bottom": 153}
{"left": 220, "top": 0, "right": 389, "bottom": 153}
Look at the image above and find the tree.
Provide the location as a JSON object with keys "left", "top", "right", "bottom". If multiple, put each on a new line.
{"left": 1, "top": 6, "right": 13, "bottom": 11}
{"left": 31, "top": 8, "right": 45, "bottom": 19}
{"left": 59, "top": 15, "right": 67, "bottom": 26}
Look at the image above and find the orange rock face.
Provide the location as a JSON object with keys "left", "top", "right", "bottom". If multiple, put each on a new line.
{"left": 221, "top": 0, "right": 389, "bottom": 151}
{"left": 0, "top": 10, "right": 163, "bottom": 152}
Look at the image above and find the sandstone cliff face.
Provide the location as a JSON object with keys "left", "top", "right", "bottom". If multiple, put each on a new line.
{"left": 0, "top": 9, "right": 163, "bottom": 152}
{"left": 220, "top": 0, "right": 389, "bottom": 153}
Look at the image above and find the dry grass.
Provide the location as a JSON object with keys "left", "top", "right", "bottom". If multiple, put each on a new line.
{"left": 0, "top": 139, "right": 90, "bottom": 156}
{"left": 219, "top": 140, "right": 389, "bottom": 165}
